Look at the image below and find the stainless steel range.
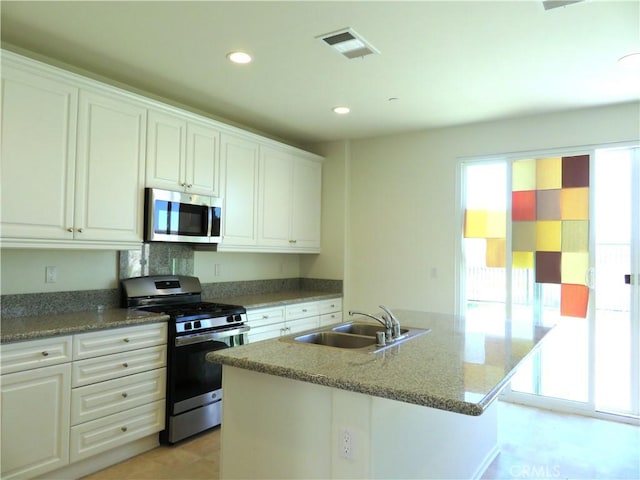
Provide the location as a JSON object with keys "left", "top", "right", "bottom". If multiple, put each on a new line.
{"left": 122, "top": 275, "right": 248, "bottom": 444}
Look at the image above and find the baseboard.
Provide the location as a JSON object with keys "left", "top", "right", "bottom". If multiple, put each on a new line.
{"left": 35, "top": 434, "right": 159, "bottom": 480}
{"left": 471, "top": 444, "right": 500, "bottom": 480}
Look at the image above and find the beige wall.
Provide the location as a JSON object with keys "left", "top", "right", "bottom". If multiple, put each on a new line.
{"left": 0, "top": 248, "right": 303, "bottom": 295}
{"left": 338, "top": 102, "right": 640, "bottom": 315}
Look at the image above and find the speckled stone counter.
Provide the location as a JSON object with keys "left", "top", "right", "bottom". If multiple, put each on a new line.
{"left": 206, "top": 290, "right": 341, "bottom": 309}
{"left": 207, "top": 310, "right": 551, "bottom": 416}
{"left": 0, "top": 309, "right": 169, "bottom": 343}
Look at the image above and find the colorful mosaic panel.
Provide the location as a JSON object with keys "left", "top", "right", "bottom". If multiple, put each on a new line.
{"left": 512, "top": 155, "right": 591, "bottom": 318}
{"left": 463, "top": 154, "right": 590, "bottom": 318}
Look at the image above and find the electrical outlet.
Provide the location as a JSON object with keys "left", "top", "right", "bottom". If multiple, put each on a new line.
{"left": 214, "top": 264, "right": 221, "bottom": 276}
{"left": 45, "top": 266, "right": 57, "bottom": 283}
{"left": 340, "top": 428, "right": 353, "bottom": 459}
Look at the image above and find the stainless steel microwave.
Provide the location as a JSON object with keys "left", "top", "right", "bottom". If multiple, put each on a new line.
{"left": 144, "top": 188, "right": 222, "bottom": 244}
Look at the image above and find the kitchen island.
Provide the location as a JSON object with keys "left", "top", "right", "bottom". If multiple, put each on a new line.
{"left": 207, "top": 310, "right": 551, "bottom": 479}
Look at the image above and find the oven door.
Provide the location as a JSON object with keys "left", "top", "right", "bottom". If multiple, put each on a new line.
{"left": 171, "top": 326, "right": 248, "bottom": 415}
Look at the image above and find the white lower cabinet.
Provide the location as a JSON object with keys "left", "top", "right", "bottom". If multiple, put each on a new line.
{"left": 0, "top": 336, "right": 73, "bottom": 480}
{"left": 246, "top": 297, "right": 342, "bottom": 343}
{"left": 69, "top": 323, "right": 167, "bottom": 463}
{"left": 318, "top": 298, "right": 343, "bottom": 326}
{"left": 0, "top": 322, "right": 167, "bottom": 480}
{"left": 70, "top": 400, "right": 165, "bottom": 463}
{"left": 0, "top": 363, "right": 71, "bottom": 480}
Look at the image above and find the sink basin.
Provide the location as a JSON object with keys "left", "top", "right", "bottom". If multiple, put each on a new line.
{"left": 283, "top": 322, "right": 432, "bottom": 353}
{"left": 332, "top": 322, "right": 409, "bottom": 337}
{"left": 293, "top": 331, "right": 376, "bottom": 348}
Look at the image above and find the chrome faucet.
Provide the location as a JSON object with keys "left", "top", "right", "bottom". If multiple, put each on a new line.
{"left": 348, "top": 305, "right": 402, "bottom": 343}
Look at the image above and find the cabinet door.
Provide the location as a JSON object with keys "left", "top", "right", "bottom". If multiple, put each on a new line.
{"left": 1, "top": 363, "right": 71, "bottom": 480}
{"left": 1, "top": 64, "right": 77, "bottom": 240}
{"left": 75, "top": 89, "right": 146, "bottom": 242}
{"left": 219, "top": 133, "right": 260, "bottom": 247}
{"left": 186, "top": 121, "right": 221, "bottom": 196}
{"left": 146, "top": 109, "right": 187, "bottom": 191}
{"left": 290, "top": 158, "right": 322, "bottom": 250}
{"left": 259, "top": 146, "right": 294, "bottom": 247}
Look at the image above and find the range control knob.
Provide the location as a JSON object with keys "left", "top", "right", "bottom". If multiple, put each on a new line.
{"left": 194, "top": 321, "right": 202, "bottom": 329}
{"left": 226, "top": 315, "right": 234, "bottom": 323}
{"left": 184, "top": 323, "right": 192, "bottom": 330}
{"left": 234, "top": 314, "right": 243, "bottom": 322}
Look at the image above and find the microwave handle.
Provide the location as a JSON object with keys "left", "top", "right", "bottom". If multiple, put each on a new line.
{"left": 207, "top": 205, "right": 213, "bottom": 238}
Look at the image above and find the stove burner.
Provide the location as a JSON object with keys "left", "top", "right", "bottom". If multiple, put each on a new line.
{"left": 141, "top": 302, "right": 243, "bottom": 318}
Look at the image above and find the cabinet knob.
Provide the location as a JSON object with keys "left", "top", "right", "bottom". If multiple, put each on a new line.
{"left": 123, "top": 338, "right": 130, "bottom": 343}
{"left": 302, "top": 309, "right": 307, "bottom": 312}
{"left": 262, "top": 315, "right": 269, "bottom": 319}
{"left": 67, "top": 228, "right": 73, "bottom": 233}
{"left": 122, "top": 392, "right": 128, "bottom": 398}
{"left": 77, "top": 228, "right": 84, "bottom": 233}
{"left": 122, "top": 362, "right": 129, "bottom": 368}
{"left": 41, "top": 351, "right": 49, "bottom": 357}
{"left": 187, "top": 183, "right": 193, "bottom": 189}
{"left": 289, "top": 240, "right": 297, "bottom": 244}
{"left": 121, "top": 426, "right": 128, "bottom": 433}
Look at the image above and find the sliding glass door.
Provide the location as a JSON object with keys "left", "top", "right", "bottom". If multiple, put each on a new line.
{"left": 460, "top": 145, "right": 639, "bottom": 420}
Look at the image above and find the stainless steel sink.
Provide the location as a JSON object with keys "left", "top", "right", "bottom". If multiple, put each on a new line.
{"left": 284, "top": 322, "right": 431, "bottom": 353}
{"left": 332, "top": 323, "right": 409, "bottom": 337}
{"left": 293, "top": 331, "right": 376, "bottom": 348}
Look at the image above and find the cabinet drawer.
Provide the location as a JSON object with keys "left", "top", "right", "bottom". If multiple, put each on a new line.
{"left": 247, "top": 323, "right": 285, "bottom": 343}
{"left": 72, "top": 345, "right": 167, "bottom": 387}
{"left": 1, "top": 336, "right": 72, "bottom": 375}
{"left": 318, "top": 298, "right": 342, "bottom": 315}
{"left": 69, "top": 399, "right": 165, "bottom": 463}
{"left": 247, "top": 307, "right": 285, "bottom": 328}
{"left": 287, "top": 316, "right": 319, "bottom": 335}
{"left": 71, "top": 368, "right": 166, "bottom": 426}
{"left": 320, "top": 312, "right": 342, "bottom": 326}
{"left": 285, "top": 302, "right": 319, "bottom": 321}
{"left": 73, "top": 323, "right": 167, "bottom": 360}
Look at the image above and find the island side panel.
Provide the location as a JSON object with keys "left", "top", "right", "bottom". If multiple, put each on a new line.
{"left": 219, "top": 366, "right": 333, "bottom": 479}
{"left": 371, "top": 397, "right": 499, "bottom": 479}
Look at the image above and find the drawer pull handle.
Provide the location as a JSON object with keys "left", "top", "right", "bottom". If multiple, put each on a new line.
{"left": 121, "top": 426, "right": 127, "bottom": 432}
{"left": 262, "top": 315, "right": 269, "bottom": 319}
{"left": 302, "top": 309, "right": 307, "bottom": 312}
{"left": 41, "top": 351, "right": 49, "bottom": 357}
{"left": 122, "top": 362, "right": 129, "bottom": 368}
{"left": 122, "top": 392, "right": 128, "bottom": 398}
{"left": 123, "top": 338, "right": 130, "bottom": 343}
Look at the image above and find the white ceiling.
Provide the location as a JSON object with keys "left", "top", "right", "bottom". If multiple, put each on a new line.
{"left": 1, "top": 1, "right": 639, "bottom": 145}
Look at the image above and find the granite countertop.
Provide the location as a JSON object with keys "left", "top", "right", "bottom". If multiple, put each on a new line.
{"left": 0, "top": 309, "right": 169, "bottom": 343}
{"left": 0, "top": 290, "right": 340, "bottom": 344}
{"left": 207, "top": 310, "right": 552, "bottom": 416}
{"left": 206, "top": 290, "right": 341, "bottom": 309}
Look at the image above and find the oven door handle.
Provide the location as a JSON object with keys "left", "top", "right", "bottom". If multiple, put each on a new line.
{"left": 175, "top": 325, "right": 250, "bottom": 347}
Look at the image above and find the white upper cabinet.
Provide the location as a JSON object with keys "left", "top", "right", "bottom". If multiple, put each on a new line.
{"left": 1, "top": 52, "right": 146, "bottom": 249}
{"left": 259, "top": 146, "right": 322, "bottom": 252}
{"left": 1, "top": 50, "right": 322, "bottom": 251}
{"left": 74, "top": 88, "right": 146, "bottom": 243}
{"left": 146, "top": 109, "right": 221, "bottom": 196}
{"left": 1, "top": 63, "right": 78, "bottom": 241}
{"left": 219, "top": 133, "right": 260, "bottom": 247}
{"left": 220, "top": 139, "right": 323, "bottom": 253}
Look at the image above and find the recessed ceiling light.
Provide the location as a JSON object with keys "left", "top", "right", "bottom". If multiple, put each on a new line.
{"left": 333, "top": 106, "right": 351, "bottom": 115}
{"left": 227, "top": 51, "right": 252, "bottom": 64}
{"left": 619, "top": 52, "right": 640, "bottom": 70}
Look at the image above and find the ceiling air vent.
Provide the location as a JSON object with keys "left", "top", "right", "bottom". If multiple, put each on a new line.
{"left": 318, "top": 28, "right": 379, "bottom": 59}
{"left": 542, "top": 0, "right": 584, "bottom": 10}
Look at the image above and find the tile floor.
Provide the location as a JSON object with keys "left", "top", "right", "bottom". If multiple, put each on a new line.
{"left": 83, "top": 401, "right": 639, "bottom": 480}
